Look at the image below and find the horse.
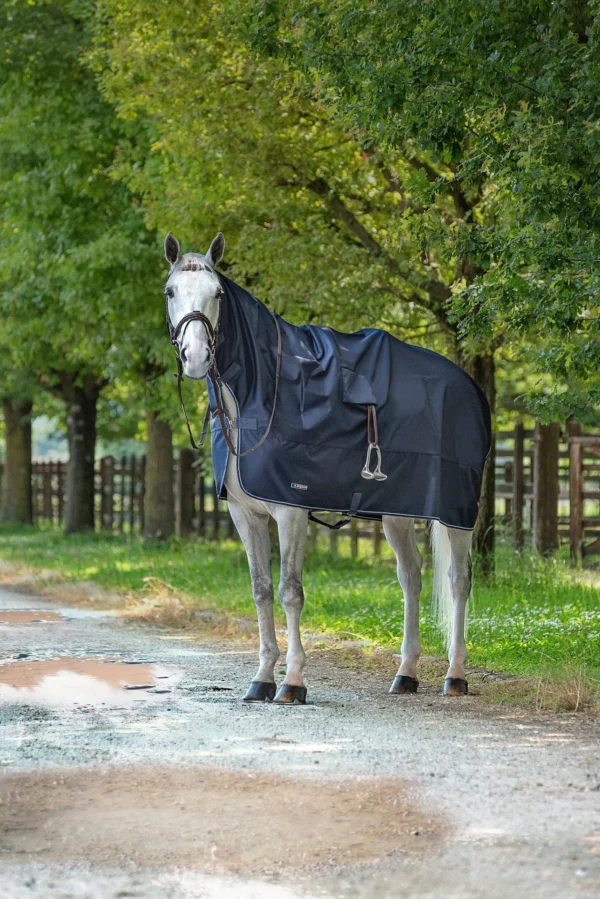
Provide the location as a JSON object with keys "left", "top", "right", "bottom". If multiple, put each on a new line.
{"left": 163, "top": 231, "right": 491, "bottom": 703}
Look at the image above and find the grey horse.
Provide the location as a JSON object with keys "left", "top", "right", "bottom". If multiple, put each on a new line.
{"left": 164, "top": 232, "right": 475, "bottom": 704}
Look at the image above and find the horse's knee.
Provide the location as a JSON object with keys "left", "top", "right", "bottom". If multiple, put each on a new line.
{"left": 252, "top": 575, "right": 274, "bottom": 607}
{"left": 398, "top": 558, "right": 422, "bottom": 597}
{"left": 279, "top": 575, "right": 304, "bottom": 611}
{"left": 450, "top": 562, "right": 471, "bottom": 600}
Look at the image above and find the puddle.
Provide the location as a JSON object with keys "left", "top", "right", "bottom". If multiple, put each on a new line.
{"left": 0, "top": 610, "right": 64, "bottom": 625}
{"left": 0, "top": 765, "right": 443, "bottom": 872}
{"left": 55, "top": 608, "right": 113, "bottom": 620}
{"left": 0, "top": 658, "right": 181, "bottom": 705}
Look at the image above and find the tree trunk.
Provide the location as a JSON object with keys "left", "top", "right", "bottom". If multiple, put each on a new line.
{"left": 62, "top": 375, "right": 100, "bottom": 534}
{"left": 144, "top": 411, "right": 174, "bottom": 539}
{"left": 533, "top": 420, "right": 560, "bottom": 555}
{"left": 461, "top": 350, "right": 496, "bottom": 578}
{"left": 1, "top": 397, "right": 33, "bottom": 524}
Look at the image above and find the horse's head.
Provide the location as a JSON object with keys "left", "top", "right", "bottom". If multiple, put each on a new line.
{"left": 164, "top": 232, "right": 225, "bottom": 379}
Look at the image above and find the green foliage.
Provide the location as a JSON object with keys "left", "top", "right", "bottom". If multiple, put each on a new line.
{"left": 91, "top": 0, "right": 484, "bottom": 358}
{"left": 244, "top": 0, "right": 600, "bottom": 421}
{"left": 1, "top": 0, "right": 598, "bottom": 442}
{"left": 0, "top": 0, "right": 173, "bottom": 431}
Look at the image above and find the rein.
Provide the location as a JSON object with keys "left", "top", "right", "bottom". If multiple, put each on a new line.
{"left": 167, "top": 291, "right": 283, "bottom": 457}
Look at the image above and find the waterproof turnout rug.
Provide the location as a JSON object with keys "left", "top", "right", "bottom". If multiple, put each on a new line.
{"left": 208, "top": 274, "right": 491, "bottom": 530}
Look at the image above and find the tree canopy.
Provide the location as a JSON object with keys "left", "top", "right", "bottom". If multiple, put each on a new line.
{"left": 0, "top": 0, "right": 172, "bottom": 432}
{"left": 1, "top": 0, "right": 598, "bottom": 458}
{"left": 242, "top": 0, "right": 600, "bottom": 422}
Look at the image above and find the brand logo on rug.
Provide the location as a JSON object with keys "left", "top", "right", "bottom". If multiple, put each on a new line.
{"left": 291, "top": 483, "right": 308, "bottom": 490}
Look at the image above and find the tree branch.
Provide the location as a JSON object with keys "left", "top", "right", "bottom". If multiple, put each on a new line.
{"left": 307, "top": 175, "right": 458, "bottom": 336}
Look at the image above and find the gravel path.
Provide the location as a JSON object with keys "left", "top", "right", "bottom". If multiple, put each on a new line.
{"left": 0, "top": 585, "right": 598, "bottom": 898}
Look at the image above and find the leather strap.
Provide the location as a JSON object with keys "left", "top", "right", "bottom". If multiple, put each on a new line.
{"left": 174, "top": 358, "right": 211, "bottom": 451}
{"left": 308, "top": 511, "right": 352, "bottom": 530}
{"left": 367, "top": 404, "right": 379, "bottom": 445}
{"left": 309, "top": 494, "right": 362, "bottom": 530}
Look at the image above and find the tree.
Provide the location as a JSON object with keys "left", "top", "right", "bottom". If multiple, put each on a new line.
{"left": 0, "top": 0, "right": 168, "bottom": 532}
{"left": 1, "top": 397, "right": 33, "bottom": 525}
{"left": 245, "top": 0, "right": 600, "bottom": 422}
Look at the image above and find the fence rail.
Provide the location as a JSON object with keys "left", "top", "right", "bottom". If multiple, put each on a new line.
{"left": 5, "top": 426, "right": 600, "bottom": 561}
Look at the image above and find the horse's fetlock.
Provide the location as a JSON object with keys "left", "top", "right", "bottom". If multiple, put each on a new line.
{"left": 260, "top": 641, "right": 280, "bottom": 665}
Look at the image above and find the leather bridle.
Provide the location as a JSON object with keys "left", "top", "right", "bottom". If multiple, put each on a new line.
{"left": 166, "top": 284, "right": 282, "bottom": 457}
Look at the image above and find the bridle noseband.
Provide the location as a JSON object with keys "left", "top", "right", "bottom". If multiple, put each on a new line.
{"left": 166, "top": 279, "right": 282, "bottom": 457}
{"left": 170, "top": 309, "right": 217, "bottom": 354}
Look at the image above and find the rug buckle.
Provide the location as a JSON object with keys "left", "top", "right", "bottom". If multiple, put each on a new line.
{"left": 361, "top": 443, "right": 387, "bottom": 481}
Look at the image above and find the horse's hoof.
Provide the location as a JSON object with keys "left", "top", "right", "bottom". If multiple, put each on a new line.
{"left": 243, "top": 681, "right": 276, "bottom": 702}
{"left": 443, "top": 677, "right": 468, "bottom": 696}
{"left": 273, "top": 684, "right": 307, "bottom": 705}
{"left": 389, "top": 675, "right": 419, "bottom": 694}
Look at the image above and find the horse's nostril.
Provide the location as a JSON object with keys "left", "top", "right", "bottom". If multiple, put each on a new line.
{"left": 180, "top": 348, "right": 188, "bottom": 364}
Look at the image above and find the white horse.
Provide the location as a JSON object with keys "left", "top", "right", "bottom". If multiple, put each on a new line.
{"left": 164, "top": 232, "right": 474, "bottom": 703}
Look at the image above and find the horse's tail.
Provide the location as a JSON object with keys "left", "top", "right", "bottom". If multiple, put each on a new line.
{"left": 430, "top": 520, "right": 472, "bottom": 650}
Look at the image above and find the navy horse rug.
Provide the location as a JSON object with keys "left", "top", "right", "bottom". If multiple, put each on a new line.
{"left": 203, "top": 274, "right": 491, "bottom": 531}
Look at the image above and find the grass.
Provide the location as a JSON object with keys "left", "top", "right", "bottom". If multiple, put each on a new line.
{"left": 0, "top": 523, "right": 598, "bottom": 710}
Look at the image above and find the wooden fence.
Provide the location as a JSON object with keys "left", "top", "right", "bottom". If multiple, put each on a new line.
{"left": 495, "top": 425, "right": 600, "bottom": 561}
{"left": 7, "top": 425, "right": 600, "bottom": 561}
{"left": 27, "top": 452, "right": 390, "bottom": 556}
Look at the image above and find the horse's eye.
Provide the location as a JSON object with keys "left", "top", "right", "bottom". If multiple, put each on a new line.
{"left": 166, "top": 287, "right": 174, "bottom": 299}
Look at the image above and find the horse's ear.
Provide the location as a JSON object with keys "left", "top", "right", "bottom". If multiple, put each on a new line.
{"left": 164, "top": 232, "right": 181, "bottom": 266}
{"left": 206, "top": 232, "right": 225, "bottom": 268}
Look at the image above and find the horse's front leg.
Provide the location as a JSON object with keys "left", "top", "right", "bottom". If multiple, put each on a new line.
{"left": 228, "top": 501, "right": 279, "bottom": 702}
{"left": 273, "top": 506, "right": 309, "bottom": 705}
{"left": 383, "top": 516, "right": 423, "bottom": 694}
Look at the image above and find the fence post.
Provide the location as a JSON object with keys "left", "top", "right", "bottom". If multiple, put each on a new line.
{"left": 138, "top": 455, "right": 146, "bottom": 534}
{"left": 127, "top": 456, "right": 135, "bottom": 534}
{"left": 118, "top": 456, "right": 126, "bottom": 534}
{"left": 99, "top": 456, "right": 114, "bottom": 532}
{"left": 57, "top": 462, "right": 65, "bottom": 524}
{"left": 197, "top": 470, "right": 206, "bottom": 537}
{"left": 350, "top": 518, "right": 359, "bottom": 559}
{"left": 533, "top": 421, "right": 560, "bottom": 555}
{"left": 373, "top": 520, "right": 382, "bottom": 558}
{"left": 42, "top": 461, "right": 52, "bottom": 521}
{"left": 51, "top": 462, "right": 59, "bottom": 525}
{"left": 329, "top": 514, "right": 338, "bottom": 555}
{"left": 512, "top": 422, "right": 524, "bottom": 549}
{"left": 569, "top": 437, "right": 584, "bottom": 565}
{"left": 503, "top": 461, "right": 513, "bottom": 523}
{"left": 176, "top": 448, "right": 195, "bottom": 537}
{"left": 212, "top": 479, "right": 220, "bottom": 540}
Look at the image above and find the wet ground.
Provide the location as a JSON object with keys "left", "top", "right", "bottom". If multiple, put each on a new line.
{"left": 0, "top": 585, "right": 598, "bottom": 898}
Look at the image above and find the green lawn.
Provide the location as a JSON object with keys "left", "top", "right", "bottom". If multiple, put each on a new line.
{"left": 0, "top": 525, "right": 598, "bottom": 699}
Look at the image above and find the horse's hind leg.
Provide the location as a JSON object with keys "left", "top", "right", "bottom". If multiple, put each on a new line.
{"left": 383, "top": 516, "right": 423, "bottom": 695}
{"left": 443, "top": 527, "right": 473, "bottom": 696}
{"left": 272, "top": 506, "right": 309, "bottom": 705}
{"left": 227, "top": 501, "right": 279, "bottom": 702}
